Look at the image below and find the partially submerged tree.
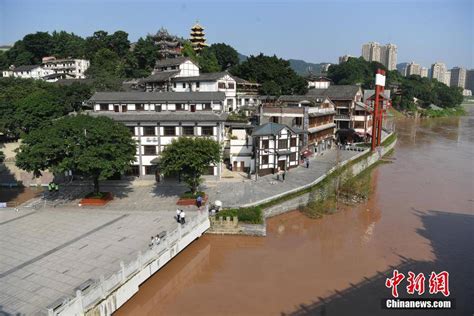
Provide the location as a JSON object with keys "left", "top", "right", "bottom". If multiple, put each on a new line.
{"left": 15, "top": 115, "right": 136, "bottom": 194}
{"left": 159, "top": 137, "right": 221, "bottom": 194}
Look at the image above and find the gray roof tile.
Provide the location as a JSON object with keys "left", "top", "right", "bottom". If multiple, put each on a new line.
{"left": 89, "top": 91, "right": 226, "bottom": 103}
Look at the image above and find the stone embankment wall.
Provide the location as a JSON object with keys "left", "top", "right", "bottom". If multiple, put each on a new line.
{"left": 208, "top": 135, "right": 397, "bottom": 236}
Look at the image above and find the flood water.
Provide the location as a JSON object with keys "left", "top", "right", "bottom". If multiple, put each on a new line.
{"left": 115, "top": 110, "right": 474, "bottom": 316}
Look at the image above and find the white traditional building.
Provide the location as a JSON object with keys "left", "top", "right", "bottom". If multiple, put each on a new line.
{"left": 252, "top": 122, "right": 304, "bottom": 177}
{"left": 2, "top": 65, "right": 54, "bottom": 79}
{"left": 141, "top": 57, "right": 252, "bottom": 112}
{"left": 87, "top": 91, "right": 228, "bottom": 179}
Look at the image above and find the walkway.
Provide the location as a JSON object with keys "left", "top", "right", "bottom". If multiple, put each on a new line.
{"left": 204, "top": 149, "right": 361, "bottom": 208}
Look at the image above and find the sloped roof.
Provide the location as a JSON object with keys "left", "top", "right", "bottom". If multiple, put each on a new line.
{"left": 363, "top": 89, "right": 391, "bottom": 101}
{"left": 172, "top": 72, "right": 231, "bottom": 82}
{"left": 89, "top": 91, "right": 226, "bottom": 103}
{"left": 89, "top": 111, "right": 228, "bottom": 122}
{"left": 140, "top": 71, "right": 179, "bottom": 83}
{"left": 307, "top": 85, "right": 361, "bottom": 100}
{"left": 252, "top": 122, "right": 304, "bottom": 137}
{"left": 12, "top": 65, "right": 40, "bottom": 72}
{"left": 154, "top": 57, "right": 193, "bottom": 68}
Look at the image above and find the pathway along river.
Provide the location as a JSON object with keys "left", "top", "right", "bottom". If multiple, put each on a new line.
{"left": 115, "top": 110, "right": 473, "bottom": 316}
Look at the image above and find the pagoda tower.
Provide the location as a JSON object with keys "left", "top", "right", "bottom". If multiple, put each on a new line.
{"left": 190, "top": 22, "right": 208, "bottom": 53}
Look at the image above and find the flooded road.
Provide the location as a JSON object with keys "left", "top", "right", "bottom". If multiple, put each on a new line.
{"left": 115, "top": 111, "right": 474, "bottom": 315}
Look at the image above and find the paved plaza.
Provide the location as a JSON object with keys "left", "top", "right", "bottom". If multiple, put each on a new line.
{"left": 0, "top": 196, "right": 199, "bottom": 315}
{"left": 0, "top": 147, "right": 362, "bottom": 315}
{"left": 205, "top": 148, "right": 360, "bottom": 208}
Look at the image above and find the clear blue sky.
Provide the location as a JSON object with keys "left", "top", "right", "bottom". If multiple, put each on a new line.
{"left": 1, "top": 0, "right": 472, "bottom": 68}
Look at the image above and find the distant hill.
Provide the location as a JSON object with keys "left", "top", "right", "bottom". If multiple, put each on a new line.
{"left": 237, "top": 53, "right": 327, "bottom": 77}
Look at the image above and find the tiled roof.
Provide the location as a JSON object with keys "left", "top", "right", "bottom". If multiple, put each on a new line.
{"left": 307, "top": 85, "right": 361, "bottom": 100}
{"left": 88, "top": 111, "right": 228, "bottom": 122}
{"left": 172, "top": 72, "right": 231, "bottom": 82}
{"left": 12, "top": 65, "right": 40, "bottom": 72}
{"left": 154, "top": 57, "right": 193, "bottom": 68}
{"left": 140, "top": 71, "right": 179, "bottom": 83}
{"left": 252, "top": 122, "right": 304, "bottom": 137}
{"left": 363, "top": 89, "right": 391, "bottom": 101}
{"left": 89, "top": 91, "right": 226, "bottom": 103}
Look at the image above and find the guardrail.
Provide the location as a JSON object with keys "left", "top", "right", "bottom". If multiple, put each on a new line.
{"left": 48, "top": 207, "right": 209, "bottom": 316}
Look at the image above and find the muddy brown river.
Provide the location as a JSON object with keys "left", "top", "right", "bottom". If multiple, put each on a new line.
{"left": 115, "top": 110, "right": 474, "bottom": 316}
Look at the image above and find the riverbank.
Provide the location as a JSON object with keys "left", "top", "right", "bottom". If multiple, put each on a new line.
{"left": 206, "top": 132, "right": 397, "bottom": 236}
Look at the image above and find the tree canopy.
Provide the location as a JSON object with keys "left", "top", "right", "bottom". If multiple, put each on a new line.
{"left": 208, "top": 43, "right": 239, "bottom": 70}
{"left": 15, "top": 115, "right": 136, "bottom": 193}
{"left": 328, "top": 57, "right": 463, "bottom": 109}
{"left": 159, "top": 137, "right": 221, "bottom": 193}
{"left": 231, "top": 53, "right": 308, "bottom": 95}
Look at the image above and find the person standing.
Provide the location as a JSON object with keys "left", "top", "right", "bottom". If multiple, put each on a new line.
{"left": 176, "top": 209, "right": 181, "bottom": 223}
{"left": 305, "top": 158, "right": 309, "bottom": 168}
{"left": 196, "top": 195, "right": 203, "bottom": 208}
{"left": 282, "top": 170, "right": 286, "bottom": 181}
{"left": 180, "top": 210, "right": 186, "bottom": 224}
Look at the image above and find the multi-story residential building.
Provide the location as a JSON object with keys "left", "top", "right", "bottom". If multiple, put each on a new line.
{"left": 260, "top": 95, "right": 336, "bottom": 155}
{"left": 420, "top": 67, "right": 429, "bottom": 78}
{"left": 252, "top": 122, "right": 304, "bottom": 177}
{"left": 406, "top": 62, "right": 421, "bottom": 76}
{"left": 224, "top": 123, "right": 255, "bottom": 173}
{"left": 465, "top": 69, "right": 474, "bottom": 93}
{"left": 234, "top": 77, "right": 260, "bottom": 108}
{"left": 430, "top": 62, "right": 447, "bottom": 82}
{"left": 306, "top": 85, "right": 364, "bottom": 130}
{"left": 449, "top": 67, "right": 466, "bottom": 88}
{"left": 443, "top": 70, "right": 451, "bottom": 86}
{"left": 87, "top": 91, "right": 227, "bottom": 179}
{"left": 2, "top": 65, "right": 54, "bottom": 79}
{"left": 338, "top": 55, "right": 353, "bottom": 64}
{"left": 41, "top": 56, "right": 90, "bottom": 79}
{"left": 361, "top": 42, "right": 397, "bottom": 70}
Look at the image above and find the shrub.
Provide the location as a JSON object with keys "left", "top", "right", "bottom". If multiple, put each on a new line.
{"left": 181, "top": 191, "right": 206, "bottom": 199}
{"left": 218, "top": 206, "right": 263, "bottom": 224}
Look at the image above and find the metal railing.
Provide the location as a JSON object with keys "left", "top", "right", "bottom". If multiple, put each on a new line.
{"left": 49, "top": 207, "right": 209, "bottom": 315}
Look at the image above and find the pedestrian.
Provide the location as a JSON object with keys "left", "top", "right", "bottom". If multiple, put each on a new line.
{"left": 196, "top": 195, "right": 203, "bottom": 208}
{"left": 282, "top": 170, "right": 286, "bottom": 181}
{"left": 180, "top": 210, "right": 186, "bottom": 224}
{"left": 176, "top": 209, "right": 181, "bottom": 222}
{"left": 305, "top": 158, "right": 309, "bottom": 168}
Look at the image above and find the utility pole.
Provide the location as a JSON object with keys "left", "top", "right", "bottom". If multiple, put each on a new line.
{"left": 371, "top": 69, "right": 386, "bottom": 151}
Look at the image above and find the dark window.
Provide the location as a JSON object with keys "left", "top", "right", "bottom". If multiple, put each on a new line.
{"left": 203, "top": 103, "right": 211, "bottom": 110}
{"left": 155, "top": 105, "right": 162, "bottom": 112}
{"left": 290, "top": 137, "right": 297, "bottom": 147}
{"left": 262, "top": 139, "right": 269, "bottom": 149}
{"left": 128, "top": 126, "right": 135, "bottom": 135}
{"left": 121, "top": 105, "right": 127, "bottom": 112}
{"left": 100, "top": 104, "right": 108, "bottom": 111}
{"left": 144, "top": 165, "right": 154, "bottom": 175}
{"left": 136, "top": 103, "right": 145, "bottom": 111}
{"left": 114, "top": 105, "right": 120, "bottom": 112}
{"left": 278, "top": 139, "right": 288, "bottom": 149}
{"left": 196, "top": 82, "right": 200, "bottom": 88}
{"left": 183, "top": 126, "right": 194, "bottom": 136}
{"left": 290, "top": 153, "right": 297, "bottom": 161}
{"left": 228, "top": 82, "right": 235, "bottom": 89}
{"left": 270, "top": 116, "right": 279, "bottom": 123}
{"left": 261, "top": 155, "right": 269, "bottom": 164}
{"left": 218, "top": 82, "right": 225, "bottom": 89}
{"left": 164, "top": 126, "right": 176, "bottom": 136}
{"left": 182, "top": 83, "right": 186, "bottom": 88}
{"left": 143, "top": 146, "right": 157, "bottom": 155}
{"left": 176, "top": 103, "right": 185, "bottom": 111}
{"left": 143, "top": 126, "right": 156, "bottom": 136}
{"left": 202, "top": 126, "right": 213, "bottom": 136}
{"left": 294, "top": 117, "right": 302, "bottom": 126}
{"left": 173, "top": 82, "right": 176, "bottom": 88}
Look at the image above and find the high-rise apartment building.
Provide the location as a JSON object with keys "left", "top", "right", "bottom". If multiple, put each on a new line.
{"left": 465, "top": 69, "right": 474, "bottom": 92}
{"left": 406, "top": 62, "right": 421, "bottom": 76}
{"left": 430, "top": 62, "right": 447, "bottom": 82}
{"left": 449, "top": 67, "right": 466, "bottom": 88}
{"left": 443, "top": 70, "right": 451, "bottom": 86}
{"left": 361, "top": 42, "right": 397, "bottom": 70}
{"left": 420, "top": 67, "right": 429, "bottom": 78}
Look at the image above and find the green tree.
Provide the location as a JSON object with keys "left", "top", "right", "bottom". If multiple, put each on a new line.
{"left": 231, "top": 53, "right": 307, "bottom": 95}
{"left": 208, "top": 43, "right": 239, "bottom": 70}
{"left": 84, "top": 30, "right": 109, "bottom": 59}
{"left": 197, "top": 47, "right": 220, "bottom": 73}
{"left": 0, "top": 151, "right": 4, "bottom": 163}
{"left": 22, "top": 32, "right": 53, "bottom": 63}
{"left": 108, "top": 31, "right": 131, "bottom": 58}
{"left": 13, "top": 90, "right": 65, "bottom": 134}
{"left": 133, "top": 36, "right": 159, "bottom": 71}
{"left": 159, "top": 137, "right": 221, "bottom": 193}
{"left": 50, "top": 31, "right": 86, "bottom": 58}
{"left": 86, "top": 48, "right": 124, "bottom": 78}
{"left": 16, "top": 115, "right": 136, "bottom": 194}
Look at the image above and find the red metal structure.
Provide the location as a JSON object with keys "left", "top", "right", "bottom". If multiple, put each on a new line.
{"left": 371, "top": 69, "right": 386, "bottom": 151}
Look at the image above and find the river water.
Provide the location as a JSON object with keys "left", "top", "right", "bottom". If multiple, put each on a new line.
{"left": 115, "top": 110, "right": 474, "bottom": 316}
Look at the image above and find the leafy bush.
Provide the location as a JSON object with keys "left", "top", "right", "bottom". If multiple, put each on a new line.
{"left": 181, "top": 191, "right": 206, "bottom": 199}
{"left": 218, "top": 206, "right": 263, "bottom": 224}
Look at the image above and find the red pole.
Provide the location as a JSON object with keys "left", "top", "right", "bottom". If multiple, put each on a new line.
{"left": 377, "top": 85, "right": 385, "bottom": 146}
{"left": 371, "top": 69, "right": 386, "bottom": 151}
{"left": 371, "top": 86, "right": 379, "bottom": 151}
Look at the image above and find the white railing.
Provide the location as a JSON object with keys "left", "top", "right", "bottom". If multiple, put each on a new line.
{"left": 49, "top": 208, "right": 209, "bottom": 316}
